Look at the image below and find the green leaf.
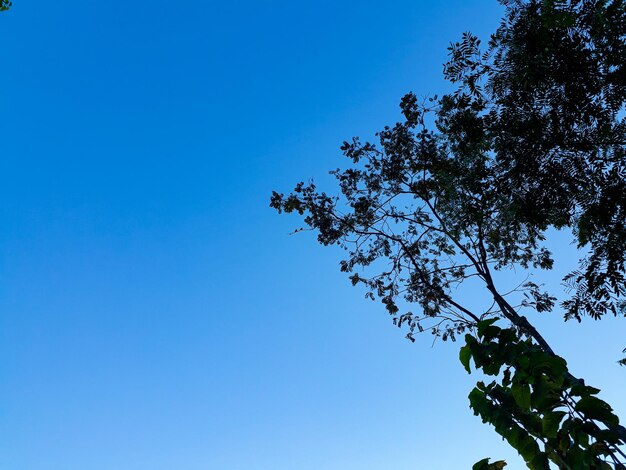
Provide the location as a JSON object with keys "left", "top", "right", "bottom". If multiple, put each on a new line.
{"left": 512, "top": 382, "right": 531, "bottom": 410}
{"left": 473, "top": 458, "right": 507, "bottom": 470}
{"left": 472, "top": 458, "right": 490, "bottom": 470}
{"left": 518, "top": 435, "right": 543, "bottom": 467}
{"left": 541, "top": 411, "right": 566, "bottom": 439}
{"left": 575, "top": 396, "right": 619, "bottom": 426}
{"left": 570, "top": 382, "right": 601, "bottom": 397}
{"left": 460, "top": 345, "right": 472, "bottom": 373}
{"left": 477, "top": 318, "right": 499, "bottom": 338}
{"left": 469, "top": 387, "right": 490, "bottom": 420}
{"left": 529, "top": 451, "right": 550, "bottom": 470}
{"left": 531, "top": 375, "right": 560, "bottom": 411}
{"left": 498, "top": 328, "right": 517, "bottom": 346}
{"left": 528, "top": 353, "right": 567, "bottom": 381}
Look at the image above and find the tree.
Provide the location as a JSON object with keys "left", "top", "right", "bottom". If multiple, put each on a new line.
{"left": 444, "top": 0, "right": 626, "bottom": 325}
{"left": 0, "top": 1, "right": 11, "bottom": 12}
{"left": 272, "top": 0, "right": 626, "bottom": 467}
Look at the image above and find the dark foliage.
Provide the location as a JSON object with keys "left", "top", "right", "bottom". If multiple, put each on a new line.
{"left": 444, "top": 0, "right": 626, "bottom": 322}
{"left": 464, "top": 319, "right": 626, "bottom": 468}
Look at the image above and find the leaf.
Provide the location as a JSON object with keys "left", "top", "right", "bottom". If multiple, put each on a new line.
{"left": 511, "top": 383, "right": 532, "bottom": 410}
{"left": 528, "top": 451, "right": 550, "bottom": 470}
{"left": 570, "top": 382, "right": 600, "bottom": 397}
{"left": 460, "top": 345, "right": 472, "bottom": 373}
{"left": 575, "top": 396, "right": 619, "bottom": 426}
{"left": 528, "top": 354, "right": 567, "bottom": 384}
{"left": 473, "top": 458, "right": 490, "bottom": 470}
{"left": 473, "top": 458, "right": 507, "bottom": 470}
{"left": 517, "top": 434, "right": 542, "bottom": 466}
{"left": 541, "top": 411, "right": 566, "bottom": 439}
{"left": 477, "top": 318, "right": 499, "bottom": 338}
{"left": 531, "top": 375, "right": 560, "bottom": 411}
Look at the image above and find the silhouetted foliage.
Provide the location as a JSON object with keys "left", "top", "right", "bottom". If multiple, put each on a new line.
{"left": 272, "top": 0, "right": 626, "bottom": 467}
{"left": 0, "top": 0, "right": 11, "bottom": 12}
{"left": 464, "top": 320, "right": 626, "bottom": 468}
{"left": 445, "top": 0, "right": 626, "bottom": 322}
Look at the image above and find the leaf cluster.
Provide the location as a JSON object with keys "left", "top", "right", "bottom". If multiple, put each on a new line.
{"left": 271, "top": 90, "right": 557, "bottom": 341}
{"left": 463, "top": 320, "right": 626, "bottom": 469}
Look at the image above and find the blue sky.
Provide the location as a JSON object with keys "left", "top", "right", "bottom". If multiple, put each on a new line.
{"left": 1, "top": 2, "right": 624, "bottom": 469}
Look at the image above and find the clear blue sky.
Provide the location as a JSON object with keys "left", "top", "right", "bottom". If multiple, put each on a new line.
{"left": 1, "top": 2, "right": 624, "bottom": 469}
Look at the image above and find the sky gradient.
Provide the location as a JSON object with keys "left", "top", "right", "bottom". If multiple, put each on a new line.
{"left": 1, "top": 2, "right": 624, "bottom": 469}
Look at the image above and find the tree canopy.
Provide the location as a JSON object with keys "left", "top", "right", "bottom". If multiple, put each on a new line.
{"left": 272, "top": 0, "right": 626, "bottom": 467}
{"left": 444, "top": 0, "right": 626, "bottom": 323}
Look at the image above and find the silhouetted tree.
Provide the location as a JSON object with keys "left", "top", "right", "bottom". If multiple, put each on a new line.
{"left": 444, "top": 0, "right": 626, "bottom": 325}
{"left": 272, "top": 0, "right": 626, "bottom": 467}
